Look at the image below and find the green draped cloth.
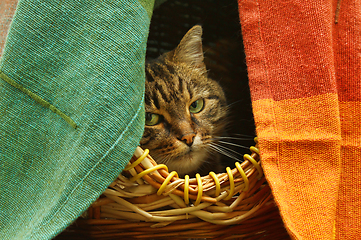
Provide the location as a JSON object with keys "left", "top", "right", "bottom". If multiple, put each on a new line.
{"left": 0, "top": 0, "right": 157, "bottom": 239}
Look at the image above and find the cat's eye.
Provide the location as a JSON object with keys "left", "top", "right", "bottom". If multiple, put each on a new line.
{"left": 145, "top": 113, "right": 161, "bottom": 126}
{"left": 189, "top": 99, "right": 204, "bottom": 114}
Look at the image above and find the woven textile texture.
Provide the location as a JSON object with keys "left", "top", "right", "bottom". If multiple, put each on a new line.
{"left": 0, "top": 0, "right": 155, "bottom": 239}
{"left": 239, "top": 0, "right": 361, "bottom": 239}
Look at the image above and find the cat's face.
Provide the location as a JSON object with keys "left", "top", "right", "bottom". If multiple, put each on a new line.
{"left": 140, "top": 26, "right": 227, "bottom": 176}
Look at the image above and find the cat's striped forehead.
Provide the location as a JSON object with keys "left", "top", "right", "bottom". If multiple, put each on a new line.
{"left": 145, "top": 61, "right": 189, "bottom": 106}
{"left": 145, "top": 59, "right": 225, "bottom": 106}
{"left": 146, "top": 61, "right": 199, "bottom": 110}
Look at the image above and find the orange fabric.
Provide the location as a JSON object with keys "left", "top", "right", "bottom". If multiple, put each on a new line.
{"left": 239, "top": 0, "right": 361, "bottom": 239}
{"left": 252, "top": 95, "right": 341, "bottom": 239}
{"left": 337, "top": 102, "right": 361, "bottom": 238}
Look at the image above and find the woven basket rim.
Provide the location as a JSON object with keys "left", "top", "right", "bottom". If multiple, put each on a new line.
{"left": 63, "top": 139, "right": 289, "bottom": 239}
{"left": 96, "top": 138, "right": 262, "bottom": 203}
{"left": 89, "top": 138, "right": 273, "bottom": 221}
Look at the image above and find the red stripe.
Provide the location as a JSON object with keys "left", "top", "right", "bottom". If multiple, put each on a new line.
{"left": 333, "top": 0, "right": 361, "bottom": 102}
{"left": 239, "top": 0, "right": 338, "bottom": 101}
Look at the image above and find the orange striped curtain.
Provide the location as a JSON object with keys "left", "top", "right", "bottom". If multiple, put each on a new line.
{"left": 238, "top": 0, "right": 361, "bottom": 239}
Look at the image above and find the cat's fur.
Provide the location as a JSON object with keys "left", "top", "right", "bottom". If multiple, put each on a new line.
{"left": 140, "top": 25, "right": 228, "bottom": 177}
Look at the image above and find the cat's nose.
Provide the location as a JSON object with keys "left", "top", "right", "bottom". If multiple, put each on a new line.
{"left": 180, "top": 133, "right": 196, "bottom": 147}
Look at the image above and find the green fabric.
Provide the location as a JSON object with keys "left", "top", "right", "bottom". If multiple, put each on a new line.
{"left": 0, "top": 0, "right": 156, "bottom": 239}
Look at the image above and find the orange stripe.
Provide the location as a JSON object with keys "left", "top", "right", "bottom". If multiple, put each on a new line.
{"left": 339, "top": 101, "right": 361, "bottom": 146}
{"left": 336, "top": 101, "right": 361, "bottom": 239}
{"left": 252, "top": 93, "right": 341, "bottom": 141}
{"left": 260, "top": 139, "right": 341, "bottom": 239}
{"left": 252, "top": 93, "right": 342, "bottom": 239}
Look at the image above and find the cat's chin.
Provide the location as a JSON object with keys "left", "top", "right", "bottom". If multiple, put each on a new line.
{"left": 164, "top": 149, "right": 208, "bottom": 177}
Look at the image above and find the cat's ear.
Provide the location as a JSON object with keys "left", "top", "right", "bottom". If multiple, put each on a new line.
{"left": 170, "top": 25, "right": 206, "bottom": 70}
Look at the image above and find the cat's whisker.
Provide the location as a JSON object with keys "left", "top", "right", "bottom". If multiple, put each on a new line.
{"left": 204, "top": 147, "right": 218, "bottom": 158}
{"left": 211, "top": 142, "right": 244, "bottom": 157}
{"left": 209, "top": 146, "right": 241, "bottom": 163}
{"left": 208, "top": 143, "right": 242, "bottom": 162}
{"left": 234, "top": 133, "right": 257, "bottom": 138}
{"left": 212, "top": 136, "right": 253, "bottom": 141}
{"left": 214, "top": 146, "right": 242, "bottom": 161}
{"left": 226, "top": 100, "right": 243, "bottom": 108}
{"left": 157, "top": 154, "right": 173, "bottom": 167}
{"left": 216, "top": 140, "right": 249, "bottom": 150}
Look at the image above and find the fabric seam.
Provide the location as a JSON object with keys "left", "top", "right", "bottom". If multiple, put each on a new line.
{"left": 0, "top": 70, "right": 77, "bottom": 129}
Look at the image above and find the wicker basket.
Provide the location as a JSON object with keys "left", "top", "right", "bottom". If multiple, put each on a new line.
{"left": 57, "top": 139, "right": 289, "bottom": 239}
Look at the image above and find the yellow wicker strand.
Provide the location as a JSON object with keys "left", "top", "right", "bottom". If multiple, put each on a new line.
{"left": 235, "top": 162, "right": 249, "bottom": 192}
{"left": 243, "top": 154, "right": 263, "bottom": 179}
{"left": 168, "top": 193, "right": 187, "bottom": 208}
{"left": 224, "top": 167, "right": 235, "bottom": 200}
{"left": 104, "top": 193, "right": 153, "bottom": 219}
{"left": 127, "top": 167, "right": 144, "bottom": 185}
{"left": 229, "top": 191, "right": 248, "bottom": 210}
{"left": 106, "top": 198, "right": 175, "bottom": 212}
{"left": 100, "top": 208, "right": 148, "bottom": 221}
{"left": 123, "top": 149, "right": 149, "bottom": 171}
{"left": 184, "top": 175, "right": 190, "bottom": 205}
{"left": 104, "top": 194, "right": 198, "bottom": 222}
{"left": 129, "top": 164, "right": 168, "bottom": 182}
{"left": 249, "top": 146, "right": 259, "bottom": 155}
{"left": 157, "top": 171, "right": 179, "bottom": 196}
{"left": 193, "top": 204, "right": 261, "bottom": 225}
{"left": 194, "top": 174, "right": 203, "bottom": 206}
{"left": 209, "top": 172, "right": 221, "bottom": 197}
{"left": 151, "top": 201, "right": 213, "bottom": 216}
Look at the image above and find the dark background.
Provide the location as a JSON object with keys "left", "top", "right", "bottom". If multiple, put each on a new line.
{"left": 147, "top": 0, "right": 256, "bottom": 166}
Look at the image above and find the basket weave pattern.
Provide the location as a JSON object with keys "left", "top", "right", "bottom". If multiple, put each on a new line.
{"left": 70, "top": 140, "right": 289, "bottom": 239}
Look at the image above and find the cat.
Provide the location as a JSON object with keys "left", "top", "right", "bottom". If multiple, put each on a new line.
{"left": 140, "top": 25, "right": 228, "bottom": 177}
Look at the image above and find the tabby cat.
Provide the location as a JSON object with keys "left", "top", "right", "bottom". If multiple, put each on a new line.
{"left": 140, "top": 25, "right": 228, "bottom": 177}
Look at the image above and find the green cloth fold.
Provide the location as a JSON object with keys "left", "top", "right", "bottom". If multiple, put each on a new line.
{"left": 0, "top": 0, "right": 156, "bottom": 239}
